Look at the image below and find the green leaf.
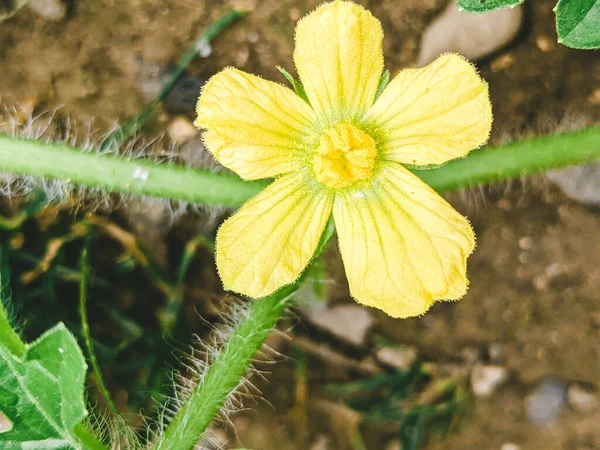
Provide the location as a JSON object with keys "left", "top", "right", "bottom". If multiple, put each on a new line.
{"left": 555, "top": 0, "right": 600, "bottom": 49}
{"left": 456, "top": 0, "right": 525, "bottom": 13}
{"left": 0, "top": 323, "right": 89, "bottom": 449}
{"left": 276, "top": 66, "right": 310, "bottom": 103}
{"left": 374, "top": 69, "right": 391, "bottom": 101}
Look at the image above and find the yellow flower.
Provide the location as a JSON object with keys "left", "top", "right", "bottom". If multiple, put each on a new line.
{"left": 195, "top": 1, "right": 492, "bottom": 318}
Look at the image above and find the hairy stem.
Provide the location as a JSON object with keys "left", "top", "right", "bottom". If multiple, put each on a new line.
{"left": 0, "top": 134, "right": 267, "bottom": 207}
{"left": 1, "top": 126, "right": 600, "bottom": 208}
{"left": 156, "top": 221, "right": 335, "bottom": 450}
{"left": 413, "top": 125, "right": 600, "bottom": 192}
{"left": 156, "top": 289, "right": 291, "bottom": 450}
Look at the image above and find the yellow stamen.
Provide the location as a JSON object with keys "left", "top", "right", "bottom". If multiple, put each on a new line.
{"left": 313, "top": 123, "right": 377, "bottom": 188}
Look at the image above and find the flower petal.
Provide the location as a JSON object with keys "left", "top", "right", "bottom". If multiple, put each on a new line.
{"left": 195, "top": 68, "right": 317, "bottom": 180}
{"left": 216, "top": 173, "right": 333, "bottom": 298}
{"left": 365, "top": 54, "right": 492, "bottom": 166}
{"left": 333, "top": 162, "right": 475, "bottom": 318}
{"left": 294, "top": 1, "right": 383, "bottom": 125}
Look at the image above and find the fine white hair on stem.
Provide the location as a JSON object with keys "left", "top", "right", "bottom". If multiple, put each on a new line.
{"left": 151, "top": 295, "right": 286, "bottom": 449}
{"left": 0, "top": 102, "right": 227, "bottom": 225}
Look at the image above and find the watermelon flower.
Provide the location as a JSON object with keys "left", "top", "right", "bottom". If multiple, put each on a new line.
{"left": 195, "top": 1, "right": 492, "bottom": 318}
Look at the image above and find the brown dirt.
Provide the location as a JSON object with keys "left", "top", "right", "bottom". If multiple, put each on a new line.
{"left": 1, "top": 0, "right": 600, "bottom": 449}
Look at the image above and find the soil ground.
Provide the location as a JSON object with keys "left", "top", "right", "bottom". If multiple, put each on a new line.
{"left": 1, "top": 0, "right": 600, "bottom": 449}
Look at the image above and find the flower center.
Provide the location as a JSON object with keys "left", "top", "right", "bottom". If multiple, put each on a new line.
{"left": 312, "top": 123, "right": 377, "bottom": 188}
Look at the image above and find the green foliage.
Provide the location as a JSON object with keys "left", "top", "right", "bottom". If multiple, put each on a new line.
{"left": 555, "top": 0, "right": 600, "bottom": 49}
{"left": 457, "top": 0, "right": 600, "bottom": 49}
{"left": 374, "top": 69, "right": 391, "bottom": 101}
{"left": 0, "top": 323, "right": 91, "bottom": 449}
{"left": 327, "top": 363, "right": 469, "bottom": 450}
{"left": 277, "top": 66, "right": 310, "bottom": 103}
{"left": 456, "top": 0, "right": 525, "bottom": 13}
{"left": 0, "top": 269, "right": 25, "bottom": 358}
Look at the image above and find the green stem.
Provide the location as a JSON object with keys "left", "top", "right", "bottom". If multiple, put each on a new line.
{"left": 79, "top": 237, "right": 120, "bottom": 419}
{"left": 72, "top": 423, "right": 108, "bottom": 450}
{"left": 0, "top": 299, "right": 25, "bottom": 359}
{"left": 0, "top": 134, "right": 267, "bottom": 208}
{"left": 0, "top": 247, "right": 26, "bottom": 358}
{"left": 156, "top": 288, "right": 292, "bottom": 450}
{"left": 413, "top": 125, "right": 600, "bottom": 192}
{"left": 103, "top": 9, "right": 246, "bottom": 148}
{"left": 2, "top": 126, "right": 600, "bottom": 209}
{"left": 156, "top": 221, "right": 335, "bottom": 450}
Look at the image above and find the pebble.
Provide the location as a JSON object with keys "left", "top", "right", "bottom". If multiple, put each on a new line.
{"left": 417, "top": 1, "right": 523, "bottom": 66}
{"left": 589, "top": 88, "right": 600, "bottom": 105}
{"left": 384, "top": 441, "right": 401, "bottom": 450}
{"left": 167, "top": 116, "right": 198, "bottom": 145}
{"left": 470, "top": 364, "right": 509, "bottom": 398}
{"left": 526, "top": 379, "right": 567, "bottom": 425}
{"left": 309, "top": 435, "right": 331, "bottom": 450}
{"left": 303, "top": 304, "right": 374, "bottom": 347}
{"left": 501, "top": 444, "right": 521, "bottom": 450}
{"left": 547, "top": 163, "right": 600, "bottom": 207}
{"left": 28, "top": 0, "right": 66, "bottom": 20}
{"left": 375, "top": 345, "right": 418, "bottom": 371}
{"left": 568, "top": 384, "right": 600, "bottom": 413}
{"left": 518, "top": 236, "right": 534, "bottom": 250}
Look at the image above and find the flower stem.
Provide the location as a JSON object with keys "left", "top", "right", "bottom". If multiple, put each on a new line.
{"left": 156, "top": 288, "right": 291, "bottom": 450}
{"left": 1, "top": 126, "right": 600, "bottom": 209}
{"left": 413, "top": 125, "right": 600, "bottom": 193}
{"left": 0, "top": 134, "right": 267, "bottom": 207}
{"left": 156, "top": 220, "right": 335, "bottom": 450}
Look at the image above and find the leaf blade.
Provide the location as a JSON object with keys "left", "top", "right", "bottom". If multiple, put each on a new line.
{"left": 555, "top": 0, "right": 600, "bottom": 49}
{"left": 456, "top": 0, "right": 525, "bottom": 13}
{"left": 0, "top": 323, "right": 89, "bottom": 449}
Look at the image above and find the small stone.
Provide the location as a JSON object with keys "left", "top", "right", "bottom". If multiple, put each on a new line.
{"left": 536, "top": 35, "right": 554, "bottom": 52}
{"left": 547, "top": 163, "right": 600, "bottom": 207}
{"left": 289, "top": 7, "right": 301, "bottom": 21}
{"left": 309, "top": 435, "right": 331, "bottom": 450}
{"left": 532, "top": 274, "right": 549, "bottom": 292}
{"left": 384, "top": 441, "right": 401, "bottom": 450}
{"left": 376, "top": 345, "right": 418, "bottom": 371}
{"left": 303, "top": 304, "right": 374, "bottom": 347}
{"left": 568, "top": 384, "right": 600, "bottom": 413}
{"left": 167, "top": 117, "right": 198, "bottom": 145}
{"left": 545, "top": 262, "right": 563, "bottom": 279}
{"left": 28, "top": 0, "right": 66, "bottom": 20}
{"left": 235, "top": 47, "right": 250, "bottom": 67}
{"left": 518, "top": 236, "right": 534, "bottom": 250}
{"left": 470, "top": 364, "right": 509, "bottom": 398}
{"left": 247, "top": 31, "right": 259, "bottom": 43}
{"left": 491, "top": 54, "right": 515, "bottom": 72}
{"left": 501, "top": 444, "right": 521, "bottom": 450}
{"left": 526, "top": 380, "right": 567, "bottom": 425}
{"left": 488, "top": 343, "right": 503, "bottom": 363}
{"left": 417, "top": 2, "right": 522, "bottom": 66}
{"left": 589, "top": 88, "right": 600, "bottom": 105}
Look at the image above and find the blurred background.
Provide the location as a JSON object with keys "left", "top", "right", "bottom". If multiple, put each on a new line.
{"left": 1, "top": 0, "right": 600, "bottom": 449}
